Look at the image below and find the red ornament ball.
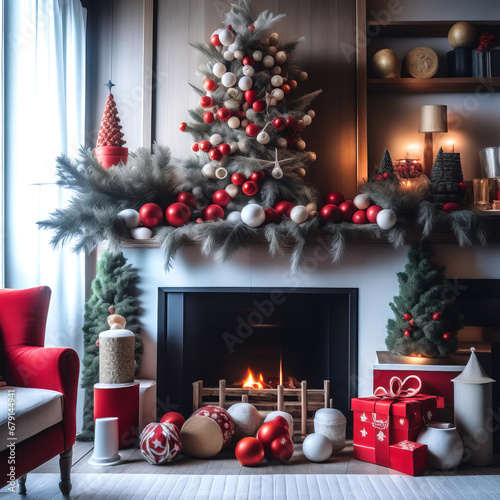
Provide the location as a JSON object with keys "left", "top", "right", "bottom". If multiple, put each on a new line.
{"left": 257, "top": 421, "right": 288, "bottom": 449}
{"left": 179, "top": 122, "right": 186, "bottom": 132}
{"left": 383, "top": 172, "right": 391, "bottom": 179}
{"left": 160, "top": 412, "right": 185, "bottom": 431}
{"left": 352, "top": 210, "right": 368, "bottom": 224}
{"left": 458, "top": 182, "right": 467, "bottom": 191}
{"left": 265, "top": 208, "right": 281, "bottom": 223}
{"left": 244, "top": 90, "right": 258, "bottom": 104}
{"left": 268, "top": 434, "right": 294, "bottom": 462}
{"left": 210, "top": 34, "right": 222, "bottom": 46}
{"left": 248, "top": 24, "right": 255, "bottom": 32}
{"left": 231, "top": 173, "right": 246, "bottom": 186}
{"left": 253, "top": 100, "right": 265, "bottom": 112}
{"left": 442, "top": 202, "right": 461, "bottom": 213}
{"left": 338, "top": 200, "right": 357, "bottom": 221}
{"left": 409, "top": 318, "right": 414, "bottom": 326}
{"left": 273, "top": 117, "right": 286, "bottom": 130}
{"left": 202, "top": 204, "right": 224, "bottom": 221}
{"left": 443, "top": 332, "right": 453, "bottom": 341}
{"left": 203, "top": 112, "right": 214, "bottom": 123}
{"left": 213, "top": 190, "right": 231, "bottom": 207}
{"left": 326, "top": 191, "right": 345, "bottom": 206}
{"left": 374, "top": 174, "right": 384, "bottom": 180}
{"left": 433, "top": 312, "right": 443, "bottom": 320}
{"left": 281, "top": 84, "right": 291, "bottom": 94}
{"left": 242, "top": 180, "right": 259, "bottom": 196}
{"left": 319, "top": 204, "right": 341, "bottom": 223}
{"left": 139, "top": 203, "right": 163, "bottom": 228}
{"left": 285, "top": 117, "right": 296, "bottom": 129}
{"left": 250, "top": 171, "right": 265, "bottom": 183}
{"left": 272, "top": 416, "right": 290, "bottom": 433}
{"left": 242, "top": 56, "right": 255, "bottom": 66}
{"left": 199, "top": 140, "right": 211, "bottom": 152}
{"left": 246, "top": 123, "right": 260, "bottom": 137}
{"left": 165, "top": 202, "right": 191, "bottom": 227}
{"left": 192, "top": 142, "right": 199, "bottom": 152}
{"left": 216, "top": 107, "right": 231, "bottom": 122}
{"left": 366, "top": 204, "right": 383, "bottom": 223}
{"left": 218, "top": 143, "right": 231, "bottom": 156}
{"left": 274, "top": 201, "right": 294, "bottom": 218}
{"left": 204, "top": 78, "right": 217, "bottom": 92}
{"left": 200, "top": 96, "right": 213, "bottom": 108}
{"left": 403, "top": 329, "right": 412, "bottom": 337}
{"left": 177, "top": 192, "right": 197, "bottom": 209}
{"left": 140, "top": 422, "right": 182, "bottom": 465}
{"left": 209, "top": 147, "right": 223, "bottom": 161}
{"left": 235, "top": 437, "right": 264, "bottom": 467}
{"left": 403, "top": 313, "right": 412, "bottom": 321}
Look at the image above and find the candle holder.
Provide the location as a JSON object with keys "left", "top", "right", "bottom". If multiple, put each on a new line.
{"left": 395, "top": 159, "right": 425, "bottom": 190}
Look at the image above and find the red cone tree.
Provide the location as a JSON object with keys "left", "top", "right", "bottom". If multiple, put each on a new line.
{"left": 96, "top": 94, "right": 126, "bottom": 147}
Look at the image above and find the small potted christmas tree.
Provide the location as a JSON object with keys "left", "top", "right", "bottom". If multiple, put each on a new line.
{"left": 385, "top": 243, "right": 463, "bottom": 358}
{"left": 94, "top": 85, "right": 128, "bottom": 168}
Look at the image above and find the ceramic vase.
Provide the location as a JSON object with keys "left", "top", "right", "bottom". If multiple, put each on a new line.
{"left": 417, "top": 422, "right": 463, "bottom": 470}
{"left": 94, "top": 146, "right": 128, "bottom": 168}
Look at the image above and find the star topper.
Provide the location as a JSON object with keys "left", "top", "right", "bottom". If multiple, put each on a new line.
{"left": 105, "top": 80, "right": 115, "bottom": 93}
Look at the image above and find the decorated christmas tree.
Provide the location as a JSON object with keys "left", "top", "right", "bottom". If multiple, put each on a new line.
{"left": 385, "top": 243, "right": 463, "bottom": 357}
{"left": 97, "top": 92, "right": 126, "bottom": 147}
{"left": 176, "top": 1, "right": 321, "bottom": 225}
{"left": 377, "top": 149, "right": 394, "bottom": 176}
{"left": 429, "top": 147, "right": 465, "bottom": 206}
{"left": 77, "top": 251, "right": 143, "bottom": 441}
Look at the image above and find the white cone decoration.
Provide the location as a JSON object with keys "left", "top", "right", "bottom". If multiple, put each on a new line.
{"left": 226, "top": 211, "right": 242, "bottom": 222}
{"left": 241, "top": 204, "right": 265, "bottom": 227}
{"left": 215, "top": 167, "right": 228, "bottom": 180}
{"left": 218, "top": 28, "right": 235, "bottom": 46}
{"left": 272, "top": 165, "right": 283, "bottom": 179}
{"left": 376, "top": 209, "right": 397, "bottom": 230}
{"left": 353, "top": 194, "right": 371, "bottom": 210}
{"left": 117, "top": 209, "right": 141, "bottom": 229}
{"left": 290, "top": 205, "right": 309, "bottom": 224}
{"left": 213, "top": 62, "right": 226, "bottom": 78}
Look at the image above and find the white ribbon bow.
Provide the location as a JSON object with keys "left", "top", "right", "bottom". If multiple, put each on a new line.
{"left": 373, "top": 375, "right": 422, "bottom": 399}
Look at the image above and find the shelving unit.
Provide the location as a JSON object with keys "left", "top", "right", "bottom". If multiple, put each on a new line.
{"left": 368, "top": 77, "right": 500, "bottom": 93}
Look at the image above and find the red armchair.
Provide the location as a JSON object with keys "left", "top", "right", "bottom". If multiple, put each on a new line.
{"left": 0, "top": 286, "right": 79, "bottom": 495}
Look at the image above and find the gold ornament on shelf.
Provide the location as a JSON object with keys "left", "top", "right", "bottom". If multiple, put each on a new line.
{"left": 371, "top": 49, "right": 401, "bottom": 79}
{"left": 406, "top": 47, "right": 438, "bottom": 79}
{"left": 448, "top": 21, "right": 477, "bottom": 49}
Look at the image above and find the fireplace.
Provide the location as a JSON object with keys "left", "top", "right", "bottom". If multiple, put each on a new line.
{"left": 157, "top": 287, "right": 358, "bottom": 432}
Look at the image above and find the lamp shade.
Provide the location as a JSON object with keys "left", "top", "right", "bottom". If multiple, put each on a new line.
{"left": 418, "top": 105, "right": 448, "bottom": 133}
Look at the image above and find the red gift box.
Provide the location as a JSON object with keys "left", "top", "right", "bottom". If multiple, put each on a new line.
{"left": 352, "top": 393, "right": 444, "bottom": 471}
{"left": 389, "top": 440, "right": 428, "bottom": 476}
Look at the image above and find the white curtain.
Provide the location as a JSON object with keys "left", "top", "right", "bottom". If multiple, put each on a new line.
{"left": 4, "top": 0, "right": 87, "bottom": 425}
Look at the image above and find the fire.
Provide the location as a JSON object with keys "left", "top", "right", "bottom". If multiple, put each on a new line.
{"left": 242, "top": 368, "right": 264, "bottom": 389}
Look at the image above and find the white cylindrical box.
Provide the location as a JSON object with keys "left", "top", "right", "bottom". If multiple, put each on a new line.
{"left": 99, "top": 329, "right": 135, "bottom": 384}
{"left": 313, "top": 408, "right": 346, "bottom": 452}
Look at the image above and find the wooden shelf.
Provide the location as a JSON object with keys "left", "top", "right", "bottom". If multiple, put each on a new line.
{"left": 368, "top": 77, "right": 500, "bottom": 93}
{"left": 366, "top": 20, "right": 500, "bottom": 38}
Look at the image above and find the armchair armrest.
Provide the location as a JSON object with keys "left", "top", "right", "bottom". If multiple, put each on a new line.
{"left": 5, "top": 346, "right": 80, "bottom": 448}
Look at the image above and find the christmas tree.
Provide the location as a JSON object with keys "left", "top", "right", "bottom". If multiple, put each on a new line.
{"left": 77, "top": 251, "right": 143, "bottom": 441}
{"left": 429, "top": 147, "right": 465, "bottom": 205}
{"left": 385, "top": 243, "right": 463, "bottom": 357}
{"left": 97, "top": 93, "right": 126, "bottom": 147}
{"left": 378, "top": 149, "right": 394, "bottom": 176}
{"left": 177, "top": 1, "right": 321, "bottom": 219}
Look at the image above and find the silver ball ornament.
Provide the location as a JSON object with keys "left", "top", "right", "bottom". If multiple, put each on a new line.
{"left": 218, "top": 28, "right": 235, "bottom": 47}
{"left": 226, "top": 211, "right": 242, "bottom": 222}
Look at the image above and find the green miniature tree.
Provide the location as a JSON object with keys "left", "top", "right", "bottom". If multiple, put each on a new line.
{"left": 77, "top": 251, "right": 143, "bottom": 441}
{"left": 385, "top": 243, "right": 463, "bottom": 358}
{"left": 378, "top": 149, "right": 394, "bottom": 175}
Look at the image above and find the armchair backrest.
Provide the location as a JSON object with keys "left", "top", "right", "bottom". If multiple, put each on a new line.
{"left": 0, "top": 287, "right": 51, "bottom": 354}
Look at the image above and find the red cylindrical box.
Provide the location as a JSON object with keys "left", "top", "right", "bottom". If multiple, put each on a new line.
{"left": 94, "top": 381, "right": 139, "bottom": 449}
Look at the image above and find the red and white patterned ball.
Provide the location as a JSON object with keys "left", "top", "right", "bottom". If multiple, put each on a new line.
{"left": 140, "top": 422, "right": 182, "bottom": 465}
{"left": 192, "top": 406, "right": 234, "bottom": 448}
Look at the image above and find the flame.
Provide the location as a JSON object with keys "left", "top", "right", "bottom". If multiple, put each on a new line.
{"left": 242, "top": 368, "right": 264, "bottom": 389}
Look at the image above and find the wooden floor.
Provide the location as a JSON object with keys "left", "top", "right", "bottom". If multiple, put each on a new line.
{"left": 33, "top": 441, "right": 500, "bottom": 477}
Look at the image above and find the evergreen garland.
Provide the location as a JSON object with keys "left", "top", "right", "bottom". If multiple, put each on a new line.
{"left": 77, "top": 251, "right": 143, "bottom": 441}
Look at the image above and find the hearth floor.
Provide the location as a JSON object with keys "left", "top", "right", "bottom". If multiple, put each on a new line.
{"left": 33, "top": 440, "right": 500, "bottom": 476}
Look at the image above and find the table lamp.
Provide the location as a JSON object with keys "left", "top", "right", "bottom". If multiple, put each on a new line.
{"left": 418, "top": 105, "right": 448, "bottom": 176}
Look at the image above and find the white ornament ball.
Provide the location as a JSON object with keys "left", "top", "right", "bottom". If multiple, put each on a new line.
{"left": 257, "top": 131, "right": 270, "bottom": 144}
{"left": 302, "top": 433, "right": 333, "bottom": 463}
{"left": 264, "top": 411, "right": 293, "bottom": 437}
{"left": 272, "top": 166, "right": 284, "bottom": 179}
{"left": 353, "top": 193, "right": 371, "bottom": 210}
{"left": 238, "top": 138, "right": 252, "bottom": 152}
{"left": 271, "top": 88, "right": 285, "bottom": 101}
{"left": 262, "top": 55, "right": 275, "bottom": 68}
{"left": 238, "top": 76, "right": 253, "bottom": 91}
{"left": 376, "top": 209, "right": 397, "bottom": 230}
{"left": 218, "top": 28, "right": 235, "bottom": 46}
{"left": 226, "top": 211, "right": 242, "bottom": 222}
{"left": 201, "top": 163, "right": 217, "bottom": 179}
{"left": 210, "top": 134, "right": 223, "bottom": 145}
{"left": 290, "top": 205, "right": 309, "bottom": 224}
{"left": 223, "top": 51, "right": 235, "bottom": 61}
{"left": 234, "top": 50, "right": 244, "bottom": 60}
{"left": 271, "top": 75, "right": 284, "bottom": 87}
{"left": 228, "top": 116, "right": 241, "bottom": 129}
{"left": 229, "top": 141, "right": 239, "bottom": 153}
{"left": 271, "top": 66, "right": 282, "bottom": 76}
{"left": 130, "top": 227, "right": 153, "bottom": 240}
{"left": 215, "top": 167, "right": 228, "bottom": 180}
{"left": 241, "top": 204, "right": 266, "bottom": 227}
{"left": 302, "top": 114, "right": 312, "bottom": 126}
{"left": 242, "top": 65, "right": 255, "bottom": 77}
{"left": 117, "top": 209, "right": 141, "bottom": 229}
{"left": 308, "top": 110, "right": 316, "bottom": 118}
{"left": 228, "top": 403, "right": 263, "bottom": 442}
{"left": 225, "top": 184, "right": 239, "bottom": 198}
{"left": 275, "top": 50, "right": 287, "bottom": 65}
{"left": 221, "top": 72, "right": 237, "bottom": 87}
{"left": 213, "top": 62, "right": 226, "bottom": 78}
{"left": 252, "top": 50, "right": 263, "bottom": 62}
{"left": 228, "top": 42, "right": 240, "bottom": 53}
{"left": 276, "top": 137, "right": 288, "bottom": 149}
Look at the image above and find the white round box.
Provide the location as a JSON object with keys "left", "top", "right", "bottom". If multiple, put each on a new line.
{"left": 313, "top": 408, "right": 346, "bottom": 452}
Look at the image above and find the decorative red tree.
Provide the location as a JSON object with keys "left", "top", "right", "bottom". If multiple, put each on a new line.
{"left": 97, "top": 93, "right": 126, "bottom": 147}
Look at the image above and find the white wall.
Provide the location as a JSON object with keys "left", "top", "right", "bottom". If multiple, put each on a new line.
{"left": 121, "top": 243, "right": 500, "bottom": 399}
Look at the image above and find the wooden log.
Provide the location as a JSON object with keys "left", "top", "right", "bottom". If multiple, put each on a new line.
{"left": 277, "top": 385, "right": 284, "bottom": 411}
{"left": 219, "top": 379, "right": 226, "bottom": 408}
{"left": 324, "top": 380, "right": 330, "bottom": 408}
{"left": 242, "top": 394, "right": 249, "bottom": 403}
{"left": 193, "top": 380, "right": 202, "bottom": 411}
{"left": 301, "top": 381, "right": 307, "bottom": 437}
